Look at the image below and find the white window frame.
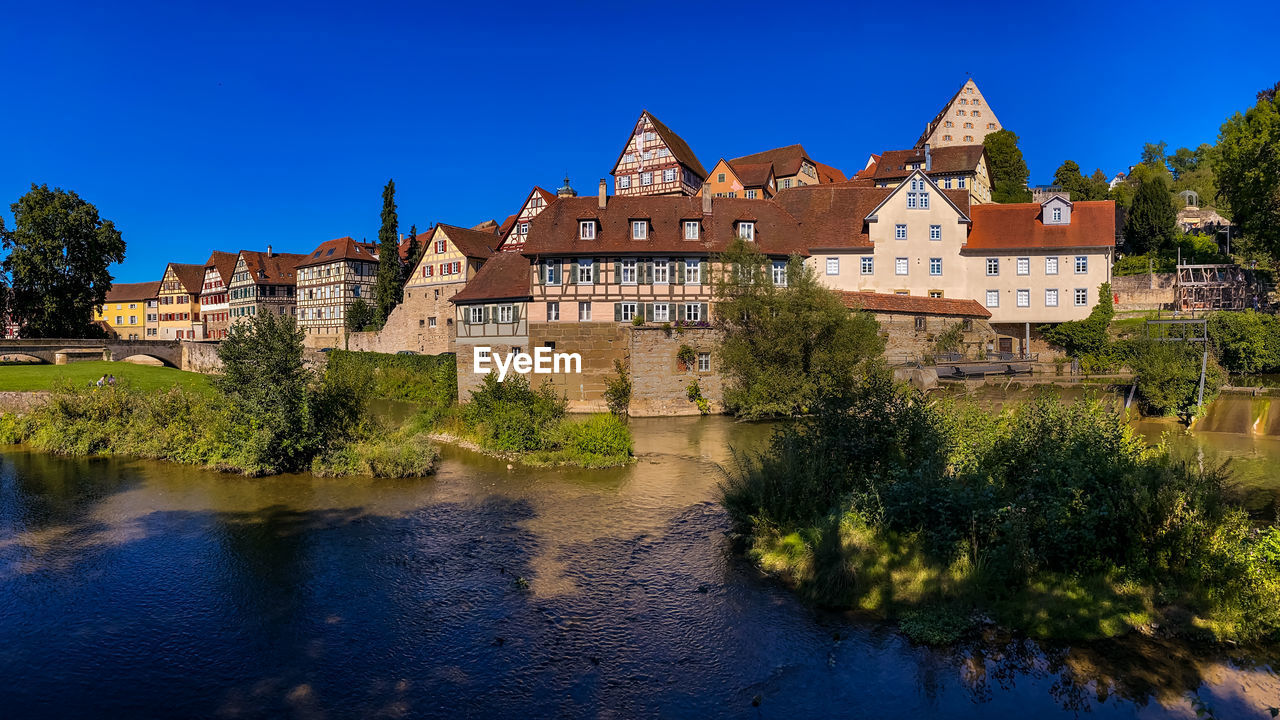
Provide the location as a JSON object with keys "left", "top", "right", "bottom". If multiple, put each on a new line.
{"left": 498, "top": 304, "right": 514, "bottom": 323}
{"left": 468, "top": 306, "right": 484, "bottom": 324}
{"left": 929, "top": 257, "right": 942, "bottom": 276}
{"left": 577, "top": 259, "right": 594, "bottom": 285}
{"left": 895, "top": 257, "right": 908, "bottom": 276}
{"left": 545, "top": 261, "right": 561, "bottom": 285}
{"left": 895, "top": 224, "right": 907, "bottom": 240}
{"left": 1052, "top": 207, "right": 1062, "bottom": 222}
{"left": 986, "top": 290, "right": 999, "bottom": 308}
{"left": 579, "top": 221, "right": 595, "bottom": 240}
{"left": 619, "top": 175, "right": 631, "bottom": 189}
{"left": 986, "top": 258, "right": 999, "bottom": 276}
{"left": 860, "top": 257, "right": 874, "bottom": 275}
{"left": 1045, "top": 289, "right": 1058, "bottom": 307}
{"left": 772, "top": 260, "right": 788, "bottom": 286}
{"left": 1075, "top": 256, "right": 1088, "bottom": 274}
{"left": 684, "top": 258, "right": 701, "bottom": 285}
{"left": 652, "top": 258, "right": 669, "bottom": 285}
{"left": 578, "top": 302, "right": 592, "bottom": 321}
{"left": 620, "top": 302, "right": 637, "bottom": 322}
{"left": 684, "top": 221, "right": 699, "bottom": 240}
{"left": 1016, "top": 257, "right": 1030, "bottom": 276}
{"left": 684, "top": 303, "right": 702, "bottom": 322}
{"left": 697, "top": 353, "right": 710, "bottom": 372}
{"left": 632, "top": 221, "right": 648, "bottom": 240}
{"left": 826, "top": 257, "right": 839, "bottom": 275}
{"left": 1075, "top": 288, "right": 1088, "bottom": 306}
{"left": 652, "top": 303, "right": 670, "bottom": 322}
{"left": 547, "top": 301, "right": 560, "bottom": 321}
{"left": 1046, "top": 257, "right": 1059, "bottom": 275}
{"left": 1016, "top": 289, "right": 1030, "bottom": 308}
{"left": 620, "top": 259, "right": 637, "bottom": 285}
{"left": 663, "top": 168, "right": 675, "bottom": 183}
{"left": 738, "top": 222, "right": 755, "bottom": 241}
{"left": 641, "top": 171, "right": 652, "bottom": 186}
{"left": 930, "top": 225, "right": 941, "bottom": 241}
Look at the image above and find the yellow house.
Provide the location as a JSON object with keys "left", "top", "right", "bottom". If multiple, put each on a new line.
{"left": 697, "top": 158, "right": 776, "bottom": 199}
{"left": 94, "top": 281, "right": 160, "bottom": 340}
{"left": 157, "top": 262, "right": 206, "bottom": 340}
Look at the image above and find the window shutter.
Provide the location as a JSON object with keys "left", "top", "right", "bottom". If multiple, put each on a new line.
{"left": 533, "top": 261, "right": 543, "bottom": 285}
{"left": 668, "top": 260, "right": 677, "bottom": 285}
{"left": 643, "top": 259, "right": 653, "bottom": 284}
{"left": 567, "top": 261, "right": 576, "bottom": 284}
{"left": 701, "top": 302, "right": 709, "bottom": 321}
{"left": 512, "top": 304, "right": 520, "bottom": 322}
{"left": 674, "top": 303, "right": 684, "bottom": 321}
{"left": 592, "top": 258, "right": 600, "bottom": 282}
{"left": 483, "top": 305, "right": 491, "bottom": 324}
{"left": 614, "top": 259, "right": 621, "bottom": 283}
{"left": 645, "top": 302, "right": 654, "bottom": 321}
{"left": 676, "top": 260, "right": 685, "bottom": 284}
{"left": 700, "top": 260, "right": 709, "bottom": 281}
{"left": 614, "top": 302, "right": 622, "bottom": 322}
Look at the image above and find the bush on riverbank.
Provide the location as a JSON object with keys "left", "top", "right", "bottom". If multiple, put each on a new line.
{"left": 325, "top": 350, "right": 457, "bottom": 408}
{"left": 1128, "top": 338, "right": 1225, "bottom": 420}
{"left": 1206, "top": 310, "right": 1280, "bottom": 375}
{"left": 722, "top": 378, "right": 1280, "bottom": 644}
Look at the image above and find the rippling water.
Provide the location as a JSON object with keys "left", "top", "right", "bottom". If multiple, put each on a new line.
{"left": 0, "top": 416, "right": 1277, "bottom": 718}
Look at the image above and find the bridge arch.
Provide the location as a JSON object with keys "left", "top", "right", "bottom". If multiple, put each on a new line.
{"left": 118, "top": 354, "right": 174, "bottom": 368}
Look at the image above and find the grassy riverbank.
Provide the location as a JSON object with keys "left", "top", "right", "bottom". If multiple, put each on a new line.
{"left": 0, "top": 361, "right": 210, "bottom": 393}
{"left": 722, "top": 377, "right": 1280, "bottom": 646}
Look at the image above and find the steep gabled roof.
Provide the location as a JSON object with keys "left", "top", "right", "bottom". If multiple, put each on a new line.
{"left": 814, "top": 162, "right": 847, "bottom": 184}
{"left": 521, "top": 195, "right": 806, "bottom": 257}
{"left": 437, "top": 224, "right": 499, "bottom": 259}
{"left": 841, "top": 291, "right": 991, "bottom": 318}
{"left": 774, "top": 184, "right": 892, "bottom": 249}
{"left": 915, "top": 80, "right": 970, "bottom": 148}
{"left": 965, "top": 201, "right": 1117, "bottom": 251}
{"left": 731, "top": 144, "right": 809, "bottom": 177}
{"left": 612, "top": 110, "right": 708, "bottom": 179}
{"left": 449, "top": 251, "right": 532, "bottom": 304}
{"left": 104, "top": 281, "right": 161, "bottom": 303}
{"left": 872, "top": 145, "right": 987, "bottom": 181}
{"left": 295, "top": 237, "right": 379, "bottom": 268}
{"left": 864, "top": 170, "right": 972, "bottom": 222}
{"left": 204, "top": 250, "right": 240, "bottom": 286}
{"left": 730, "top": 161, "right": 775, "bottom": 188}
{"left": 238, "top": 250, "right": 308, "bottom": 286}
{"left": 165, "top": 263, "right": 207, "bottom": 293}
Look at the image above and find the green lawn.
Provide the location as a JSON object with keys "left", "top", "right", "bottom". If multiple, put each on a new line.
{"left": 0, "top": 361, "right": 212, "bottom": 393}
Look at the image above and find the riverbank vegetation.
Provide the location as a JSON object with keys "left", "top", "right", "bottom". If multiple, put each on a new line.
{"left": 722, "top": 376, "right": 1280, "bottom": 645}
{"left": 324, "top": 349, "right": 457, "bottom": 409}
{"left": 713, "top": 238, "right": 883, "bottom": 419}
{"left": 0, "top": 313, "right": 438, "bottom": 477}
{"left": 432, "top": 374, "right": 633, "bottom": 468}
{"left": 0, "top": 360, "right": 211, "bottom": 393}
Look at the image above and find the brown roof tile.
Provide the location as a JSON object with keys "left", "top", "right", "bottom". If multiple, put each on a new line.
{"left": 449, "top": 252, "right": 532, "bottom": 304}
{"left": 966, "top": 201, "right": 1116, "bottom": 251}
{"left": 841, "top": 291, "right": 991, "bottom": 318}
{"left": 774, "top": 184, "right": 893, "bottom": 249}
{"left": 872, "top": 145, "right": 986, "bottom": 181}
{"left": 239, "top": 250, "right": 308, "bottom": 285}
{"left": 104, "top": 281, "right": 160, "bottom": 303}
{"left": 204, "top": 251, "right": 240, "bottom": 285}
{"left": 728, "top": 161, "right": 775, "bottom": 188}
{"left": 166, "top": 263, "right": 207, "bottom": 293}
{"left": 433, "top": 224, "right": 499, "bottom": 260}
{"left": 521, "top": 196, "right": 807, "bottom": 257}
{"left": 814, "top": 161, "right": 847, "bottom": 183}
{"left": 295, "top": 237, "right": 380, "bottom": 268}
{"left": 633, "top": 111, "right": 708, "bottom": 179}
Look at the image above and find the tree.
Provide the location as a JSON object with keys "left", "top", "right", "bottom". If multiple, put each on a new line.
{"left": 0, "top": 184, "right": 125, "bottom": 337}
{"left": 345, "top": 297, "right": 376, "bottom": 332}
{"left": 983, "top": 129, "right": 1032, "bottom": 203}
{"left": 1141, "top": 141, "right": 1168, "bottom": 167}
{"left": 713, "top": 239, "right": 883, "bottom": 419}
{"left": 401, "top": 223, "right": 420, "bottom": 286}
{"left": 1216, "top": 92, "right": 1280, "bottom": 258}
{"left": 1124, "top": 175, "right": 1177, "bottom": 253}
{"left": 1089, "top": 169, "right": 1111, "bottom": 200}
{"left": 374, "top": 179, "right": 402, "bottom": 322}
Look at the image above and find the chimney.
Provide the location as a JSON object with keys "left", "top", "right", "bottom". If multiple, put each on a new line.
{"left": 598, "top": 179, "right": 607, "bottom": 210}
{"left": 267, "top": 244, "right": 273, "bottom": 257}
{"left": 702, "top": 186, "right": 712, "bottom": 215}
{"left": 924, "top": 143, "right": 932, "bottom": 172}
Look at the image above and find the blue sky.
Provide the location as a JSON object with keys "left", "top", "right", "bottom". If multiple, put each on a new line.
{"left": 2, "top": 0, "right": 1276, "bottom": 283}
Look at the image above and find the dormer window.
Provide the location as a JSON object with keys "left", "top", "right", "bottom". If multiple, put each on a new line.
{"left": 1052, "top": 207, "right": 1062, "bottom": 222}
{"left": 631, "top": 220, "right": 648, "bottom": 240}
{"left": 738, "top": 222, "right": 755, "bottom": 241}
{"left": 579, "top": 221, "right": 596, "bottom": 240}
{"left": 684, "top": 221, "right": 700, "bottom": 240}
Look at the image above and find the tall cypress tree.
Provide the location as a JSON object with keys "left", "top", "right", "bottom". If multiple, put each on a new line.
{"left": 1124, "top": 177, "right": 1177, "bottom": 254}
{"left": 374, "top": 179, "right": 401, "bottom": 322}
{"left": 983, "top": 129, "right": 1032, "bottom": 203}
{"left": 401, "top": 223, "right": 419, "bottom": 285}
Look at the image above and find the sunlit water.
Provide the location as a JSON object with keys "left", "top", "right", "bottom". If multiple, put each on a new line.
{"left": 0, "top": 412, "right": 1277, "bottom": 718}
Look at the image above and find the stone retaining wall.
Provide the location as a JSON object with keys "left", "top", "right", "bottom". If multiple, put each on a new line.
{"left": 0, "top": 391, "right": 49, "bottom": 414}
{"left": 1112, "top": 273, "right": 1175, "bottom": 311}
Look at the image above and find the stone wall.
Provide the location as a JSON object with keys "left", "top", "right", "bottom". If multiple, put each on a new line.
{"left": 1112, "top": 273, "right": 1175, "bottom": 311}
{"left": 180, "top": 341, "right": 223, "bottom": 373}
{"left": 524, "top": 323, "right": 629, "bottom": 412}
{"left": 0, "top": 391, "right": 49, "bottom": 414}
{"left": 878, "top": 314, "right": 998, "bottom": 365}
{"left": 627, "top": 327, "right": 723, "bottom": 416}
{"left": 347, "top": 284, "right": 457, "bottom": 355}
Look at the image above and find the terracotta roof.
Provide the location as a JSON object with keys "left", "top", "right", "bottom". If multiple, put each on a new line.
{"left": 471, "top": 219, "right": 500, "bottom": 232}
{"left": 872, "top": 145, "right": 986, "bottom": 181}
{"left": 238, "top": 250, "right": 307, "bottom": 286}
{"left": 165, "top": 263, "right": 206, "bottom": 293}
{"left": 732, "top": 144, "right": 808, "bottom": 177}
{"left": 728, "top": 161, "right": 775, "bottom": 188}
{"left": 295, "top": 237, "right": 379, "bottom": 268}
{"left": 437, "top": 224, "right": 499, "bottom": 259}
{"left": 449, "top": 252, "right": 532, "bottom": 304}
{"left": 814, "top": 161, "right": 848, "bottom": 184}
{"left": 841, "top": 291, "right": 991, "bottom": 318}
{"left": 915, "top": 80, "right": 969, "bottom": 148}
{"left": 966, "top": 201, "right": 1116, "bottom": 251}
{"left": 623, "top": 110, "right": 707, "bottom": 179}
{"left": 774, "top": 184, "right": 892, "bottom": 249}
{"left": 521, "top": 195, "right": 807, "bottom": 257}
{"left": 204, "top": 251, "right": 240, "bottom": 285}
{"left": 104, "top": 281, "right": 160, "bottom": 303}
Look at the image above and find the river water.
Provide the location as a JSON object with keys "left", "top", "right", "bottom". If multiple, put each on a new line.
{"left": 1, "top": 410, "right": 1278, "bottom": 718}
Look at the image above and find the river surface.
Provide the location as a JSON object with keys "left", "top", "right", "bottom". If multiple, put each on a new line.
{"left": 1, "top": 410, "right": 1278, "bottom": 718}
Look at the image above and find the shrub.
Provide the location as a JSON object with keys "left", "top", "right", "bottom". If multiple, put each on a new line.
{"left": 603, "top": 359, "right": 631, "bottom": 416}
{"left": 1207, "top": 310, "right": 1280, "bottom": 375}
{"left": 1128, "top": 338, "right": 1224, "bottom": 420}
{"left": 1040, "top": 282, "right": 1113, "bottom": 358}
{"left": 676, "top": 344, "right": 697, "bottom": 368}
{"left": 311, "top": 432, "right": 439, "bottom": 477}
{"left": 326, "top": 350, "right": 457, "bottom": 407}
{"left": 536, "top": 413, "right": 633, "bottom": 466}
{"left": 461, "top": 373, "right": 565, "bottom": 452}
{"left": 686, "top": 380, "right": 711, "bottom": 415}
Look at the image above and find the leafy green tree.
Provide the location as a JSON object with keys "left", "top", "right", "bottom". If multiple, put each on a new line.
{"left": 1041, "top": 282, "right": 1114, "bottom": 359}
{"left": 1207, "top": 310, "right": 1280, "bottom": 374}
{"left": 1128, "top": 338, "right": 1224, "bottom": 421}
{"left": 1216, "top": 91, "right": 1280, "bottom": 258}
{"left": 1141, "top": 141, "right": 1168, "bottom": 167}
{"left": 983, "top": 129, "right": 1032, "bottom": 202}
{"left": 345, "top": 297, "right": 376, "bottom": 332}
{"left": 0, "top": 184, "right": 125, "bottom": 337}
{"left": 1051, "top": 160, "right": 1091, "bottom": 201}
{"left": 1124, "top": 176, "right": 1177, "bottom": 253}
{"left": 374, "top": 179, "right": 402, "bottom": 321}
{"left": 713, "top": 239, "right": 883, "bottom": 418}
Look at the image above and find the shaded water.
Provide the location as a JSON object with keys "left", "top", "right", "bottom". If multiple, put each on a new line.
{"left": 0, "top": 416, "right": 1278, "bottom": 718}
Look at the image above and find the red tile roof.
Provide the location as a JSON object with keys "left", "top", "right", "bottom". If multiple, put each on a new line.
{"left": 104, "top": 281, "right": 160, "bottom": 303}
{"left": 238, "top": 250, "right": 308, "bottom": 286}
{"left": 966, "top": 201, "right": 1116, "bottom": 251}
{"left": 841, "top": 291, "right": 991, "bottom": 318}
{"left": 449, "top": 252, "right": 532, "bottom": 304}
{"left": 521, "top": 195, "right": 807, "bottom": 257}
{"left": 437, "top": 224, "right": 499, "bottom": 259}
{"left": 295, "top": 237, "right": 380, "bottom": 268}
{"left": 204, "top": 251, "right": 240, "bottom": 285}
{"left": 774, "top": 184, "right": 893, "bottom": 249}
{"left": 814, "top": 161, "right": 847, "bottom": 184}
{"left": 165, "top": 263, "right": 207, "bottom": 294}
{"left": 619, "top": 110, "right": 708, "bottom": 179}
{"left": 731, "top": 144, "right": 844, "bottom": 184}
{"left": 727, "top": 161, "right": 775, "bottom": 189}
{"left": 872, "top": 145, "right": 986, "bottom": 181}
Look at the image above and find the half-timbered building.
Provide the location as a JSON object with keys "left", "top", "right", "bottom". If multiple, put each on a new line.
{"left": 156, "top": 262, "right": 206, "bottom": 340}
{"left": 295, "top": 237, "right": 380, "bottom": 347}
{"left": 198, "top": 250, "right": 239, "bottom": 339}
{"left": 610, "top": 110, "right": 707, "bottom": 197}
{"left": 228, "top": 249, "right": 306, "bottom": 327}
{"left": 496, "top": 186, "right": 558, "bottom": 252}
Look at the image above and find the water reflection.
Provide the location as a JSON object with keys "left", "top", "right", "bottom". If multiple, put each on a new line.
{"left": 0, "top": 416, "right": 1277, "bottom": 718}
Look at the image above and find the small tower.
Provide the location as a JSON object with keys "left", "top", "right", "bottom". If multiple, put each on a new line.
{"left": 557, "top": 174, "right": 577, "bottom": 197}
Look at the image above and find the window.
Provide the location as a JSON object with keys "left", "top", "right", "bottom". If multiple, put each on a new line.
{"left": 1016, "top": 289, "right": 1030, "bottom": 308}
{"left": 1075, "top": 288, "right": 1088, "bottom": 306}
{"left": 972, "top": 110, "right": 980, "bottom": 117}
{"left": 429, "top": 317, "right": 437, "bottom": 328}
{"left": 988, "top": 123, "right": 996, "bottom": 130}
{"left": 545, "top": 260, "right": 561, "bottom": 285}
{"left": 619, "top": 175, "right": 631, "bottom": 189}
{"left": 914, "top": 316, "right": 926, "bottom": 331}
{"left": 964, "top": 122, "right": 973, "bottom": 129}
{"left": 928, "top": 290, "right": 943, "bottom": 298}
{"left": 964, "top": 135, "right": 973, "bottom": 142}
{"left": 930, "top": 225, "right": 941, "bottom": 241}
{"left": 895, "top": 224, "right": 907, "bottom": 239}
{"left": 1017, "top": 257, "right": 1030, "bottom": 275}
{"left": 652, "top": 303, "right": 670, "bottom": 322}
{"left": 684, "top": 221, "right": 699, "bottom": 240}
{"left": 468, "top": 306, "right": 484, "bottom": 324}
{"left": 578, "top": 302, "right": 592, "bottom": 321}
{"left": 861, "top": 257, "right": 874, "bottom": 275}
{"left": 619, "top": 302, "right": 637, "bottom": 321}
{"left": 641, "top": 172, "right": 652, "bottom": 186}
{"left": 1075, "top": 256, "right": 1088, "bottom": 274}
{"left": 1045, "top": 289, "right": 1058, "bottom": 307}
{"left": 436, "top": 240, "right": 446, "bottom": 253}
{"left": 663, "top": 169, "right": 676, "bottom": 183}
{"left": 943, "top": 134, "right": 952, "bottom": 141}
{"left": 652, "top": 258, "right": 669, "bottom": 284}
{"left": 498, "top": 304, "right": 514, "bottom": 323}
{"left": 129, "top": 316, "right": 136, "bottom": 324}
{"left": 929, "top": 257, "right": 942, "bottom": 276}
{"left": 957, "top": 178, "right": 966, "bottom": 189}
{"left": 1046, "top": 257, "right": 1059, "bottom": 275}
{"left": 772, "top": 260, "right": 788, "bottom": 286}
{"left": 944, "top": 177, "right": 953, "bottom": 189}
{"left": 519, "top": 222, "right": 529, "bottom": 235}
{"left": 738, "top": 222, "right": 755, "bottom": 241}
{"left": 945, "top": 120, "right": 953, "bottom": 128}
{"left": 986, "top": 258, "right": 999, "bottom": 276}
{"left": 577, "top": 259, "right": 594, "bottom": 285}
{"left": 782, "top": 178, "right": 792, "bottom": 189}
{"left": 632, "top": 221, "right": 648, "bottom": 240}
{"left": 697, "top": 352, "right": 710, "bottom": 372}
{"left": 717, "top": 173, "right": 726, "bottom": 183}
{"left": 746, "top": 189, "right": 757, "bottom": 199}
{"left": 684, "top": 303, "right": 702, "bottom": 322}
{"left": 580, "top": 221, "right": 595, "bottom": 240}
{"left": 547, "top": 301, "right": 560, "bottom": 321}
{"left": 1052, "top": 207, "right": 1062, "bottom": 222}
{"left": 826, "top": 257, "right": 839, "bottom": 275}
{"left": 620, "top": 259, "right": 637, "bottom": 284}
{"left": 895, "top": 257, "right": 908, "bottom": 276}
{"left": 986, "top": 290, "right": 999, "bottom": 308}
{"left": 685, "top": 258, "right": 701, "bottom": 285}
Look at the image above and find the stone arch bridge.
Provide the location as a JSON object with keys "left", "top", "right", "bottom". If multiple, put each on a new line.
{"left": 0, "top": 339, "right": 195, "bottom": 369}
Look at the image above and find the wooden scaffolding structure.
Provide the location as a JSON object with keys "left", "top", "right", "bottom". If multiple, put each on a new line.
{"left": 1174, "top": 264, "right": 1251, "bottom": 312}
